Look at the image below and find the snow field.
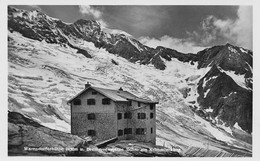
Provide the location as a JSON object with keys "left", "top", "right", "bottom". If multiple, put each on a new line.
{"left": 8, "top": 31, "right": 251, "bottom": 151}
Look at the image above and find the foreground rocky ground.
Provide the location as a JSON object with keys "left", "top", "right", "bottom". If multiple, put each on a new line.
{"left": 8, "top": 111, "right": 181, "bottom": 156}
{"left": 8, "top": 111, "right": 83, "bottom": 156}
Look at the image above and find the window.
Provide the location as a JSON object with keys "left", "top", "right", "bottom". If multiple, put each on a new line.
{"left": 118, "top": 130, "right": 123, "bottom": 136}
{"left": 117, "top": 113, "right": 122, "bottom": 120}
{"left": 87, "top": 99, "right": 95, "bottom": 105}
{"left": 124, "top": 128, "right": 132, "bottom": 134}
{"left": 137, "top": 113, "right": 146, "bottom": 119}
{"left": 88, "top": 130, "right": 96, "bottom": 136}
{"left": 128, "top": 100, "right": 132, "bottom": 106}
{"left": 124, "top": 112, "right": 132, "bottom": 119}
{"left": 150, "top": 104, "right": 154, "bottom": 110}
{"left": 102, "top": 98, "right": 111, "bottom": 105}
{"left": 136, "top": 128, "right": 146, "bottom": 135}
{"left": 151, "top": 128, "right": 153, "bottom": 134}
{"left": 73, "top": 99, "right": 81, "bottom": 105}
{"left": 92, "top": 91, "right": 97, "bottom": 95}
{"left": 88, "top": 113, "right": 95, "bottom": 120}
{"left": 138, "top": 102, "right": 141, "bottom": 107}
{"left": 150, "top": 113, "right": 154, "bottom": 119}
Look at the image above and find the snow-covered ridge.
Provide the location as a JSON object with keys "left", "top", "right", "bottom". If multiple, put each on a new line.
{"left": 11, "top": 8, "right": 66, "bottom": 24}
{"left": 127, "top": 37, "right": 144, "bottom": 52}
{"left": 102, "top": 27, "right": 132, "bottom": 37}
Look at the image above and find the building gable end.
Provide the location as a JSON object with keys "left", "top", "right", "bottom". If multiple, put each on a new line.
{"left": 67, "top": 87, "right": 126, "bottom": 104}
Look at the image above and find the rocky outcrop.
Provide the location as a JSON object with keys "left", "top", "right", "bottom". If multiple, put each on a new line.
{"left": 197, "top": 65, "right": 252, "bottom": 133}
{"left": 8, "top": 111, "right": 83, "bottom": 156}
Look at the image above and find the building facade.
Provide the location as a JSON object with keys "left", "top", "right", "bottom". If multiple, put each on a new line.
{"left": 67, "top": 84, "right": 158, "bottom": 144}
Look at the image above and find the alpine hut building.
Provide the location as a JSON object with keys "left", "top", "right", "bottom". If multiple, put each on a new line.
{"left": 67, "top": 83, "right": 158, "bottom": 144}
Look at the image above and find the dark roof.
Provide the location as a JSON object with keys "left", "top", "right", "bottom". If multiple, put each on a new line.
{"left": 67, "top": 86, "right": 158, "bottom": 104}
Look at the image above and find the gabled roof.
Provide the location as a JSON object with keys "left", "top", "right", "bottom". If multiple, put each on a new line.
{"left": 67, "top": 86, "right": 158, "bottom": 104}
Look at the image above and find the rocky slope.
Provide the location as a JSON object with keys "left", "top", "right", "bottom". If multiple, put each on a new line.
{"left": 197, "top": 65, "right": 252, "bottom": 133}
{"left": 7, "top": 6, "right": 252, "bottom": 156}
{"left": 8, "top": 111, "right": 83, "bottom": 156}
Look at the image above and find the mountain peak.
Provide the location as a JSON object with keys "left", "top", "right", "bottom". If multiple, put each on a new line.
{"left": 102, "top": 27, "right": 132, "bottom": 37}
{"left": 225, "top": 42, "right": 232, "bottom": 46}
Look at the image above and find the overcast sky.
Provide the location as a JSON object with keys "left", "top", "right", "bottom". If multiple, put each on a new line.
{"left": 11, "top": 5, "right": 252, "bottom": 53}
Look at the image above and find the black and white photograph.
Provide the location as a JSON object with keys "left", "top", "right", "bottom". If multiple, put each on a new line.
{"left": 2, "top": 0, "right": 259, "bottom": 159}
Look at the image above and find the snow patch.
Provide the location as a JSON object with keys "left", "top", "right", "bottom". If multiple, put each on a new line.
{"left": 21, "top": 107, "right": 36, "bottom": 113}
{"left": 228, "top": 46, "right": 238, "bottom": 54}
{"left": 204, "top": 89, "right": 210, "bottom": 98}
{"left": 216, "top": 123, "right": 233, "bottom": 135}
{"left": 202, "top": 78, "right": 207, "bottom": 88}
{"left": 240, "top": 47, "right": 247, "bottom": 53}
{"left": 223, "top": 92, "right": 234, "bottom": 99}
{"left": 224, "top": 70, "right": 250, "bottom": 90}
{"left": 217, "top": 66, "right": 250, "bottom": 90}
{"left": 246, "top": 62, "right": 252, "bottom": 72}
{"left": 205, "top": 107, "right": 213, "bottom": 113}
{"left": 234, "top": 122, "right": 243, "bottom": 131}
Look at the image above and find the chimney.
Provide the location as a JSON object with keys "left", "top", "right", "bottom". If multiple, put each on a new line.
{"left": 119, "top": 87, "right": 123, "bottom": 91}
{"left": 85, "top": 82, "right": 91, "bottom": 88}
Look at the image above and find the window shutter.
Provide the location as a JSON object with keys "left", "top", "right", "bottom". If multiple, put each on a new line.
{"left": 150, "top": 104, "right": 154, "bottom": 110}
{"left": 117, "top": 113, "right": 122, "bottom": 120}
{"left": 150, "top": 113, "right": 154, "bottom": 119}
{"left": 128, "top": 100, "right": 132, "bottom": 106}
{"left": 118, "top": 130, "right": 123, "bottom": 136}
{"left": 87, "top": 99, "right": 96, "bottom": 105}
{"left": 88, "top": 130, "right": 96, "bottom": 136}
{"left": 124, "top": 112, "right": 132, "bottom": 119}
{"left": 73, "top": 99, "right": 81, "bottom": 105}
{"left": 102, "top": 98, "right": 111, "bottom": 105}
{"left": 88, "top": 113, "right": 95, "bottom": 120}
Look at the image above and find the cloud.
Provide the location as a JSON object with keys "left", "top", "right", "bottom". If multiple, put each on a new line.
{"left": 138, "top": 35, "right": 206, "bottom": 53}
{"left": 79, "top": 5, "right": 102, "bottom": 19}
{"left": 79, "top": 5, "right": 108, "bottom": 28}
{"left": 96, "top": 19, "right": 108, "bottom": 28}
{"left": 138, "top": 6, "right": 252, "bottom": 53}
{"left": 232, "top": 6, "right": 252, "bottom": 49}
{"left": 191, "top": 6, "right": 252, "bottom": 50}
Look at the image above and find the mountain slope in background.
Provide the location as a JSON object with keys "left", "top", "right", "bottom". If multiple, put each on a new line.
{"left": 7, "top": 6, "right": 252, "bottom": 155}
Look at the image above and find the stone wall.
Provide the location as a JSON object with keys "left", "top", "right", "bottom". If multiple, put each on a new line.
{"left": 116, "top": 101, "right": 156, "bottom": 144}
{"left": 116, "top": 103, "right": 128, "bottom": 140}
{"left": 71, "top": 113, "right": 117, "bottom": 141}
